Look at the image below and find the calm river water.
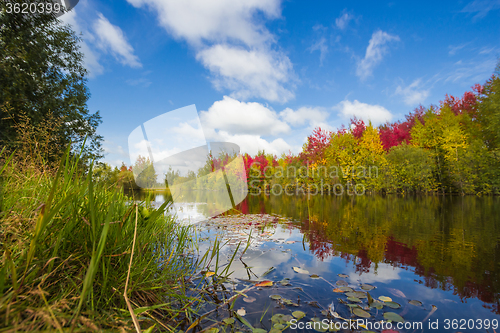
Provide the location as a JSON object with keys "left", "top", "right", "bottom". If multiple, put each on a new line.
{"left": 140, "top": 191, "right": 500, "bottom": 332}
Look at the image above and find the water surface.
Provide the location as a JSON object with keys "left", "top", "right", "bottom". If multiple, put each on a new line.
{"left": 142, "top": 191, "right": 500, "bottom": 332}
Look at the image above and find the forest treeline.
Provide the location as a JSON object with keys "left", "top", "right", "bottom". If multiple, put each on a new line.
{"left": 117, "top": 62, "right": 500, "bottom": 195}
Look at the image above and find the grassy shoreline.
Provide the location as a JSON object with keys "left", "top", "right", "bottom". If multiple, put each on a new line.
{"left": 0, "top": 149, "right": 209, "bottom": 332}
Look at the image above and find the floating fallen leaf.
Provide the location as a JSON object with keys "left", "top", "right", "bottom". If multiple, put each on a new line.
{"left": 309, "top": 317, "right": 329, "bottom": 332}
{"left": 270, "top": 294, "right": 282, "bottom": 300}
{"left": 271, "top": 313, "right": 286, "bottom": 323}
{"left": 346, "top": 291, "right": 367, "bottom": 299}
{"left": 255, "top": 280, "right": 273, "bottom": 287}
{"left": 385, "top": 301, "right": 401, "bottom": 309}
{"left": 205, "top": 271, "right": 215, "bottom": 277}
{"left": 409, "top": 300, "right": 422, "bottom": 306}
{"left": 338, "top": 286, "right": 353, "bottom": 292}
{"left": 370, "top": 300, "right": 384, "bottom": 309}
{"left": 253, "top": 329, "right": 267, "bottom": 333}
{"left": 361, "top": 283, "right": 375, "bottom": 291}
{"left": 353, "top": 308, "right": 371, "bottom": 318}
{"left": 236, "top": 308, "right": 246, "bottom": 316}
{"left": 347, "top": 296, "right": 361, "bottom": 303}
{"left": 384, "top": 312, "right": 404, "bottom": 323}
{"left": 292, "top": 266, "right": 309, "bottom": 274}
{"left": 283, "top": 298, "right": 299, "bottom": 306}
{"left": 280, "top": 279, "right": 291, "bottom": 286}
{"left": 333, "top": 288, "right": 344, "bottom": 293}
{"left": 243, "top": 296, "right": 256, "bottom": 303}
{"left": 338, "top": 274, "right": 349, "bottom": 278}
{"left": 206, "top": 328, "right": 219, "bottom": 333}
{"left": 310, "top": 274, "right": 320, "bottom": 279}
{"left": 379, "top": 296, "right": 392, "bottom": 302}
{"left": 222, "top": 318, "right": 235, "bottom": 325}
{"left": 336, "top": 280, "right": 348, "bottom": 287}
{"left": 286, "top": 240, "right": 296, "bottom": 244}
{"left": 292, "top": 310, "right": 306, "bottom": 319}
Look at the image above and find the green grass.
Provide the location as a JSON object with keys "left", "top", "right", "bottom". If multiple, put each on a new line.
{"left": 0, "top": 147, "right": 206, "bottom": 332}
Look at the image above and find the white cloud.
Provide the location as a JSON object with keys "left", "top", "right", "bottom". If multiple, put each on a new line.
{"left": 196, "top": 96, "right": 307, "bottom": 155}
{"left": 130, "top": 139, "right": 182, "bottom": 167}
{"left": 60, "top": 8, "right": 141, "bottom": 76}
{"left": 126, "top": 78, "right": 152, "bottom": 87}
{"left": 169, "top": 123, "right": 291, "bottom": 156}
{"left": 445, "top": 57, "right": 497, "bottom": 84}
{"left": 448, "top": 43, "right": 469, "bottom": 56}
{"left": 172, "top": 122, "right": 206, "bottom": 141}
{"left": 214, "top": 132, "right": 291, "bottom": 156}
{"left": 93, "top": 13, "right": 142, "bottom": 68}
{"left": 200, "top": 96, "right": 290, "bottom": 137}
{"left": 280, "top": 106, "right": 329, "bottom": 128}
{"left": 126, "top": 0, "right": 280, "bottom": 46}
{"left": 479, "top": 46, "right": 496, "bottom": 54}
{"left": 126, "top": 0, "right": 295, "bottom": 103}
{"left": 356, "top": 30, "right": 400, "bottom": 81}
{"left": 102, "top": 140, "right": 131, "bottom": 167}
{"left": 346, "top": 262, "right": 401, "bottom": 284}
{"left": 335, "top": 10, "right": 354, "bottom": 30}
{"left": 395, "top": 79, "right": 430, "bottom": 106}
{"left": 335, "top": 100, "right": 393, "bottom": 125}
{"left": 197, "top": 45, "right": 294, "bottom": 103}
{"left": 309, "top": 37, "right": 328, "bottom": 66}
{"left": 461, "top": 0, "right": 500, "bottom": 19}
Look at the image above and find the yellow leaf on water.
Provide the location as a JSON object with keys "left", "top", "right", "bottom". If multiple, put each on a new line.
{"left": 379, "top": 296, "right": 392, "bottom": 302}
{"left": 205, "top": 272, "right": 215, "bottom": 277}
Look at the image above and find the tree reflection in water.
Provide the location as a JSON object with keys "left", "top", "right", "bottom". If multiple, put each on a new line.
{"left": 236, "top": 194, "right": 500, "bottom": 314}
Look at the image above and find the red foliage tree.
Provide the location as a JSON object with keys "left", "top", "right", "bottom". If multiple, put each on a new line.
{"left": 441, "top": 83, "right": 483, "bottom": 119}
{"left": 350, "top": 117, "right": 366, "bottom": 139}
{"left": 379, "top": 106, "right": 427, "bottom": 151}
{"left": 299, "top": 127, "right": 331, "bottom": 164}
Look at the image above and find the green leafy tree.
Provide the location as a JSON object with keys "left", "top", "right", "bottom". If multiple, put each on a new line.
{"left": 0, "top": 0, "right": 103, "bottom": 163}
{"left": 133, "top": 156, "right": 158, "bottom": 188}
{"left": 477, "top": 61, "right": 500, "bottom": 150}
{"left": 385, "top": 143, "right": 434, "bottom": 193}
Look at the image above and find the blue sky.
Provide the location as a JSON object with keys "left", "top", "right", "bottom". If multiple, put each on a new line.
{"left": 60, "top": 0, "right": 500, "bottom": 167}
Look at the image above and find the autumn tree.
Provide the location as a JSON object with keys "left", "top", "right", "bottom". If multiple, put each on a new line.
{"left": 299, "top": 127, "right": 331, "bottom": 164}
